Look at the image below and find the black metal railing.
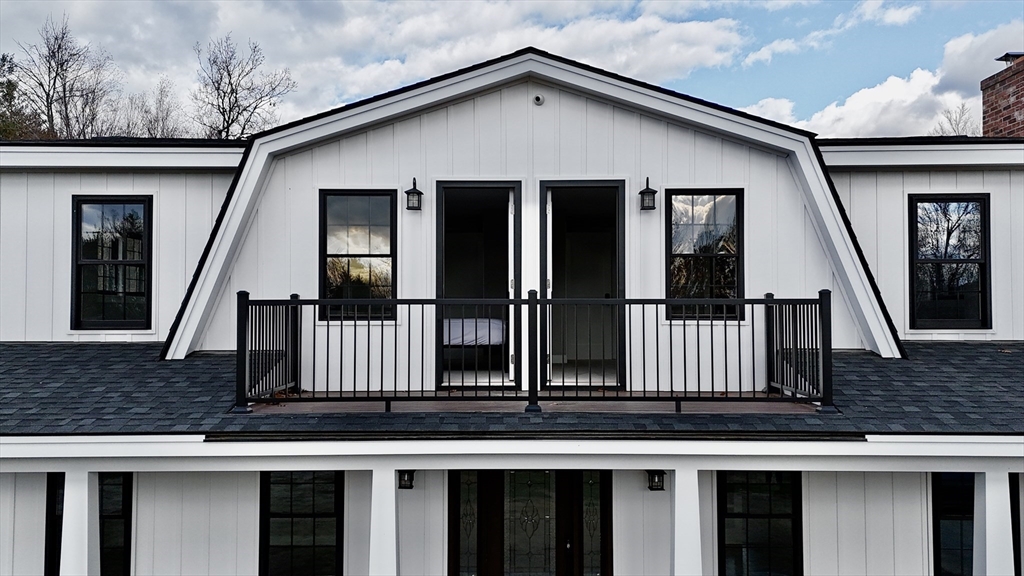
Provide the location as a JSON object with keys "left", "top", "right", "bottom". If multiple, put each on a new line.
{"left": 235, "top": 290, "right": 833, "bottom": 411}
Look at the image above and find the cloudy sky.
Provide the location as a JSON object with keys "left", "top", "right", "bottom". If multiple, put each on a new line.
{"left": 1, "top": 0, "right": 1021, "bottom": 137}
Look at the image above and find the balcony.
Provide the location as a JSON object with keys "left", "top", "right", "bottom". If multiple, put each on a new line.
{"left": 235, "top": 290, "right": 833, "bottom": 412}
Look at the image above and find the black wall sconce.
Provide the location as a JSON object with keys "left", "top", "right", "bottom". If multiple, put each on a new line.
{"left": 404, "top": 178, "right": 423, "bottom": 211}
{"left": 398, "top": 470, "right": 416, "bottom": 489}
{"left": 647, "top": 470, "right": 665, "bottom": 491}
{"left": 638, "top": 177, "right": 657, "bottom": 211}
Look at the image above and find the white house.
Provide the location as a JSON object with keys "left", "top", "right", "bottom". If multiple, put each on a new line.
{"left": 1, "top": 47, "right": 1022, "bottom": 576}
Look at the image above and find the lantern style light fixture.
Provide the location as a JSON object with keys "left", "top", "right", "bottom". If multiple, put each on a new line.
{"left": 647, "top": 470, "right": 666, "bottom": 491}
{"left": 638, "top": 177, "right": 657, "bottom": 211}
{"left": 398, "top": 470, "right": 416, "bottom": 489}
{"left": 404, "top": 178, "right": 423, "bottom": 211}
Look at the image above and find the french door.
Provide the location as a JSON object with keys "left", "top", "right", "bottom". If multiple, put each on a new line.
{"left": 449, "top": 470, "right": 612, "bottom": 576}
{"left": 540, "top": 182, "right": 626, "bottom": 388}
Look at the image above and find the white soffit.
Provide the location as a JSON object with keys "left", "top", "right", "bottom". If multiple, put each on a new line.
{"left": 820, "top": 143, "right": 1024, "bottom": 168}
{"left": 164, "top": 51, "right": 902, "bottom": 359}
{"left": 0, "top": 146, "right": 245, "bottom": 169}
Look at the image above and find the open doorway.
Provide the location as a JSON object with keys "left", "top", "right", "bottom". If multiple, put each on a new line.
{"left": 541, "top": 182, "right": 625, "bottom": 388}
{"left": 437, "top": 183, "right": 521, "bottom": 387}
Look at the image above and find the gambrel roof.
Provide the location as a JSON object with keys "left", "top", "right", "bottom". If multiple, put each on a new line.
{"left": 161, "top": 47, "right": 906, "bottom": 360}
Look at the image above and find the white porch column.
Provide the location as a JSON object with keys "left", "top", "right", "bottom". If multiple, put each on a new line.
{"left": 672, "top": 467, "right": 704, "bottom": 576}
{"left": 367, "top": 467, "right": 398, "bottom": 576}
{"left": 60, "top": 471, "right": 95, "bottom": 576}
{"left": 974, "top": 471, "right": 1016, "bottom": 576}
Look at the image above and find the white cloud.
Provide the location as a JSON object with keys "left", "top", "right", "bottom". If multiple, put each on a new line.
{"left": 743, "top": 38, "right": 800, "bottom": 66}
{"left": 740, "top": 97, "right": 798, "bottom": 124}
{"left": 741, "top": 19, "right": 1021, "bottom": 137}
{"left": 744, "top": 1, "right": 922, "bottom": 67}
{"left": 852, "top": 1, "right": 922, "bottom": 26}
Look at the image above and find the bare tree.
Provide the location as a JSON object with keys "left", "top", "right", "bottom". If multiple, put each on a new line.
{"left": 928, "top": 102, "right": 980, "bottom": 136}
{"left": 1, "top": 53, "right": 47, "bottom": 139}
{"left": 111, "top": 76, "right": 189, "bottom": 138}
{"left": 14, "top": 15, "right": 120, "bottom": 139}
{"left": 190, "top": 34, "right": 296, "bottom": 139}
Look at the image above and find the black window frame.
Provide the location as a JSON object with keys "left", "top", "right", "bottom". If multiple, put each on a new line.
{"left": 44, "top": 472, "right": 65, "bottom": 576}
{"left": 909, "top": 194, "right": 991, "bottom": 330}
{"left": 318, "top": 189, "right": 398, "bottom": 321}
{"left": 717, "top": 470, "right": 803, "bottom": 576}
{"left": 259, "top": 470, "right": 345, "bottom": 576}
{"left": 932, "top": 472, "right": 976, "bottom": 576}
{"left": 98, "top": 472, "right": 133, "bottom": 576}
{"left": 72, "top": 195, "right": 153, "bottom": 330}
{"left": 666, "top": 189, "right": 744, "bottom": 319}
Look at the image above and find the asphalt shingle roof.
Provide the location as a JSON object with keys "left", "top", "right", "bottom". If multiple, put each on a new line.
{"left": 1, "top": 341, "right": 1021, "bottom": 438}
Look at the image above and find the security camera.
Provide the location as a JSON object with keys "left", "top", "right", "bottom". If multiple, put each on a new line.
{"left": 533, "top": 94, "right": 545, "bottom": 106}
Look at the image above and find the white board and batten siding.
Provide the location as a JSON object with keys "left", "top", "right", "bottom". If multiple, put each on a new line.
{"left": 133, "top": 472, "right": 259, "bottom": 576}
{"left": 0, "top": 473, "right": 47, "bottom": 576}
{"left": 832, "top": 168, "right": 1024, "bottom": 340}
{"left": 200, "top": 79, "right": 866, "bottom": 358}
{"left": 804, "top": 471, "right": 931, "bottom": 576}
{"left": 0, "top": 170, "right": 233, "bottom": 342}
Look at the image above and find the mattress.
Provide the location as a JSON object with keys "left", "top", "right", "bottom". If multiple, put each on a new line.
{"left": 443, "top": 318, "right": 505, "bottom": 346}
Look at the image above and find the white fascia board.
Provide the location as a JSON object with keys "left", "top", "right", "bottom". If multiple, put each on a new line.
{"left": 0, "top": 146, "right": 245, "bottom": 170}
{"left": 820, "top": 144, "right": 1024, "bottom": 168}
{"left": 790, "top": 144, "right": 901, "bottom": 357}
{"left": 164, "top": 52, "right": 888, "bottom": 357}
{"left": 1, "top": 436, "right": 1021, "bottom": 474}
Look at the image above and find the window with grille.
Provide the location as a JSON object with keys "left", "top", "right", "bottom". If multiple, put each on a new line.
{"left": 320, "top": 191, "right": 396, "bottom": 319}
{"left": 718, "top": 471, "right": 802, "bottom": 576}
{"left": 667, "top": 191, "right": 743, "bottom": 318}
{"left": 98, "top": 472, "right": 133, "bottom": 576}
{"left": 933, "top": 472, "right": 975, "bottom": 576}
{"left": 910, "top": 195, "right": 990, "bottom": 329}
{"left": 260, "top": 471, "right": 344, "bottom": 576}
{"left": 73, "top": 197, "right": 152, "bottom": 329}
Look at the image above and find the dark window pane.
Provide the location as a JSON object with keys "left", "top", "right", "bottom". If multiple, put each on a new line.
{"left": 724, "top": 518, "right": 746, "bottom": 545}
{"left": 102, "top": 519, "right": 125, "bottom": 547}
{"left": 269, "top": 518, "right": 291, "bottom": 546}
{"left": 314, "top": 546, "right": 336, "bottom": 576}
{"left": 917, "top": 201, "right": 982, "bottom": 260}
{"left": 314, "top": 518, "right": 336, "bottom": 546}
{"left": 292, "top": 518, "right": 314, "bottom": 546}
{"left": 748, "top": 482, "right": 770, "bottom": 515}
{"left": 269, "top": 547, "right": 291, "bottom": 575}
{"left": 747, "top": 519, "right": 770, "bottom": 544}
{"left": 292, "top": 546, "right": 315, "bottom": 575}
{"left": 326, "top": 195, "right": 349, "bottom": 227}
{"left": 314, "top": 483, "right": 335, "bottom": 514}
{"left": 292, "top": 483, "right": 313, "bottom": 514}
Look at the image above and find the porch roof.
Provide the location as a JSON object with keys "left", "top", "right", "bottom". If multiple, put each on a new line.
{"left": 1, "top": 342, "right": 1020, "bottom": 437}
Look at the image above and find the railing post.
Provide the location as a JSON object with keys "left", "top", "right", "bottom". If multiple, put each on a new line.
{"left": 233, "top": 290, "right": 252, "bottom": 413}
{"left": 526, "top": 289, "right": 541, "bottom": 413}
{"left": 764, "top": 292, "right": 776, "bottom": 392}
{"left": 818, "top": 289, "right": 835, "bottom": 410}
{"left": 288, "top": 293, "right": 300, "bottom": 389}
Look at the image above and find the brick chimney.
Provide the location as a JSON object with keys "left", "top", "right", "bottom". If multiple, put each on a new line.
{"left": 981, "top": 52, "right": 1024, "bottom": 137}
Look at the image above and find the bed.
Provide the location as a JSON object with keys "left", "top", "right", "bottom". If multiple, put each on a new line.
{"left": 441, "top": 317, "right": 507, "bottom": 371}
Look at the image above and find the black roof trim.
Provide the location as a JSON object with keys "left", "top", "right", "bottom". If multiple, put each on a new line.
{"left": 810, "top": 140, "right": 908, "bottom": 359}
{"left": 818, "top": 136, "right": 1024, "bottom": 146}
{"left": 0, "top": 137, "right": 248, "bottom": 148}
{"left": 160, "top": 141, "right": 254, "bottom": 360}
{"left": 253, "top": 46, "right": 816, "bottom": 141}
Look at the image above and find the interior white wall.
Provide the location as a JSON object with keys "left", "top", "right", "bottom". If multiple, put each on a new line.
{"left": 200, "top": 79, "right": 866, "bottom": 352}
{"left": 832, "top": 168, "right": 1024, "bottom": 341}
{"left": 803, "top": 471, "right": 930, "bottom": 576}
{"left": 0, "top": 171, "right": 233, "bottom": 342}
{"left": 133, "top": 471, "right": 259, "bottom": 576}
{"left": 0, "top": 473, "right": 47, "bottom": 576}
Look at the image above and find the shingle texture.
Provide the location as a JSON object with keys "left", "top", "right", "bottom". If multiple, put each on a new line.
{"left": 1, "top": 342, "right": 1021, "bottom": 438}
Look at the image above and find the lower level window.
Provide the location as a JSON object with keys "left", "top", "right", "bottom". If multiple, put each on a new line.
{"left": 718, "top": 471, "right": 802, "bottom": 576}
{"left": 933, "top": 472, "right": 975, "bottom": 576}
{"left": 260, "top": 471, "right": 344, "bottom": 576}
{"left": 44, "top": 473, "right": 65, "bottom": 576}
{"left": 98, "top": 472, "right": 133, "bottom": 576}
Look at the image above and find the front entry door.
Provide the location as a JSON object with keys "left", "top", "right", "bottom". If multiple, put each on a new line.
{"left": 540, "top": 182, "right": 626, "bottom": 388}
{"left": 449, "top": 470, "right": 612, "bottom": 576}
